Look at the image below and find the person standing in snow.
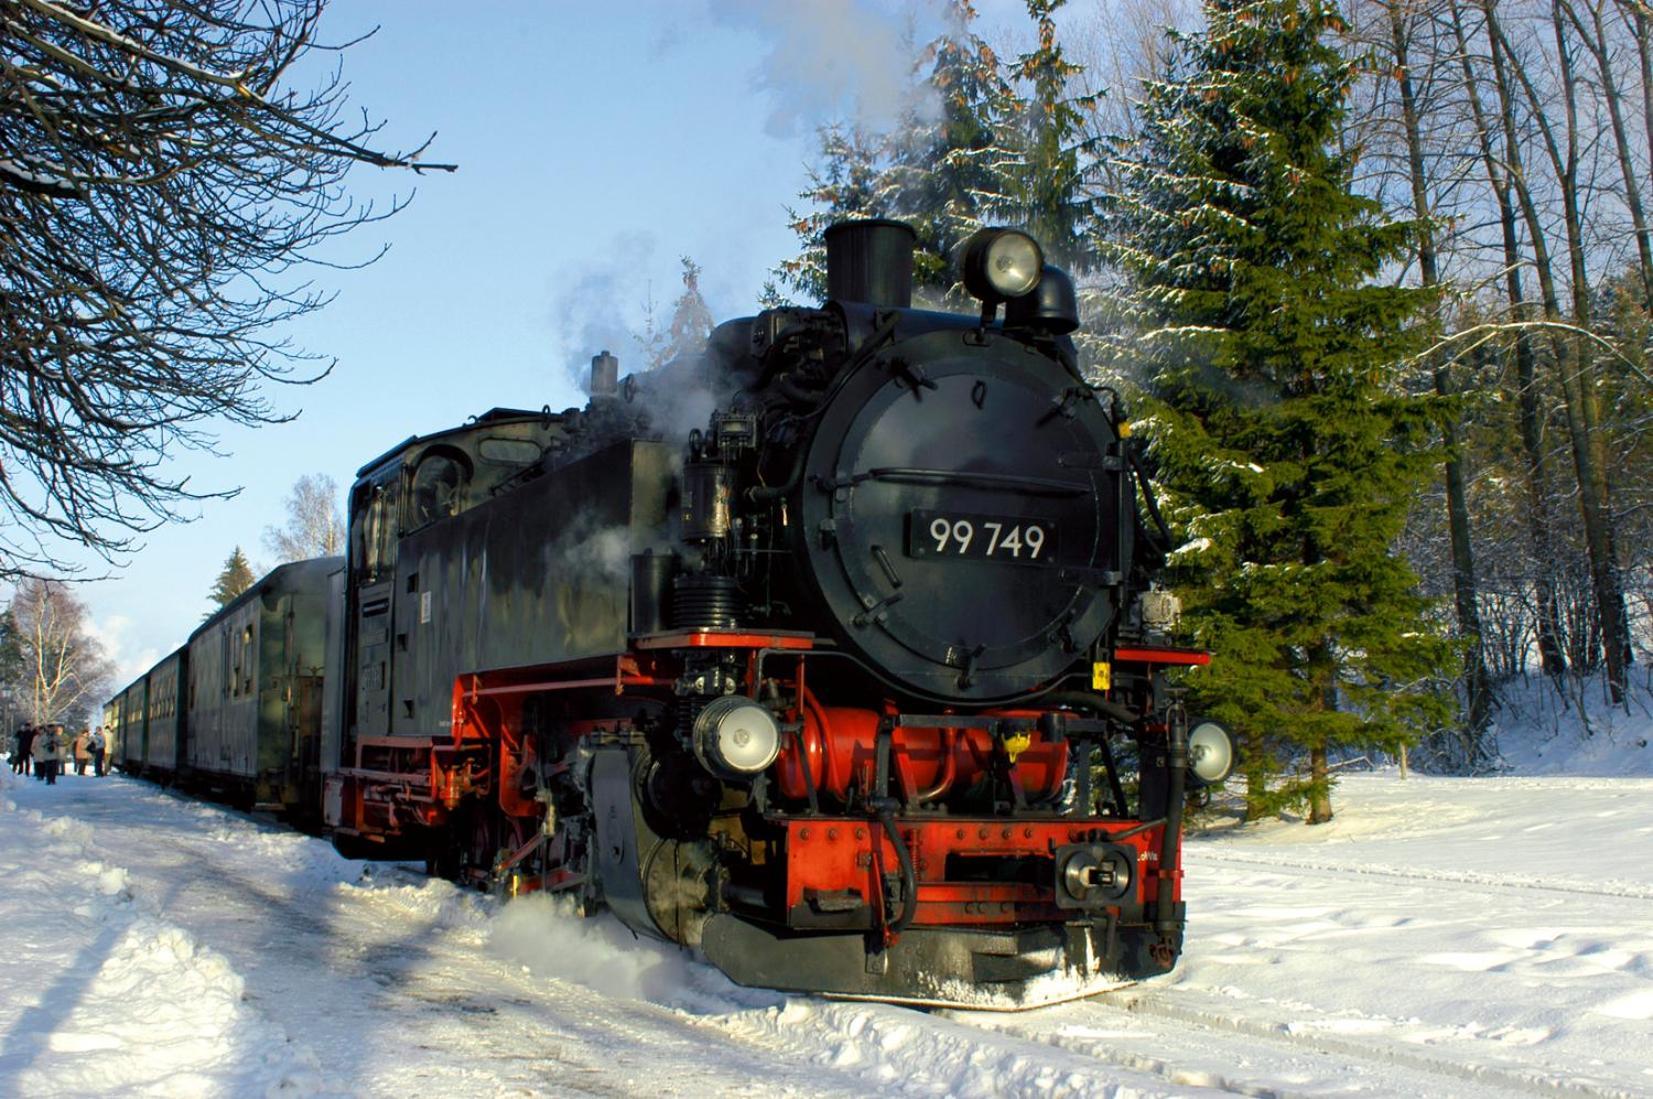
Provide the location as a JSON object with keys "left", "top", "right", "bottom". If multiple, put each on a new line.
{"left": 31, "top": 726, "right": 48, "bottom": 780}
{"left": 14, "top": 725, "right": 36, "bottom": 776}
{"left": 72, "top": 728, "right": 91, "bottom": 776}
{"left": 40, "top": 724, "right": 65, "bottom": 786}
{"left": 88, "top": 726, "right": 106, "bottom": 778}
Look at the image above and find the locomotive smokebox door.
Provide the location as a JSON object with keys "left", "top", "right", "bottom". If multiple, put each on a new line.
{"left": 794, "top": 329, "right": 1127, "bottom": 702}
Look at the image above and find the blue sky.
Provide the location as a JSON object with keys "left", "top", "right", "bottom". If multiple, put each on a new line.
{"left": 80, "top": 0, "right": 1037, "bottom": 682}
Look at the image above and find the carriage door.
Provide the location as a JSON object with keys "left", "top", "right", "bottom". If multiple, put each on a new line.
{"left": 352, "top": 466, "right": 402, "bottom": 741}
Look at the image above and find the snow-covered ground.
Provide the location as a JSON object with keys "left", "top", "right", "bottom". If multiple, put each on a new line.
{"left": 2, "top": 696, "right": 1650, "bottom": 1097}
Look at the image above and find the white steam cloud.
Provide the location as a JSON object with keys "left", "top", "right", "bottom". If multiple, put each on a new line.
{"left": 488, "top": 893, "right": 694, "bottom": 1002}
{"left": 548, "top": 231, "right": 657, "bottom": 395}
{"left": 708, "top": 0, "right": 943, "bottom": 136}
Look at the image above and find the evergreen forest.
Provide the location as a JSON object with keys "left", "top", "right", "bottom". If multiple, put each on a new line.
{"left": 777, "top": 0, "right": 1653, "bottom": 819}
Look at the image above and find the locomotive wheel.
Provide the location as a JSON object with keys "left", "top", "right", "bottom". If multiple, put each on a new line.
{"left": 640, "top": 832, "right": 717, "bottom": 947}
{"left": 629, "top": 744, "right": 718, "bottom": 944}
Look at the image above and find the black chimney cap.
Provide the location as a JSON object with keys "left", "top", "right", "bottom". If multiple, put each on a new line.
{"left": 824, "top": 219, "right": 917, "bottom": 308}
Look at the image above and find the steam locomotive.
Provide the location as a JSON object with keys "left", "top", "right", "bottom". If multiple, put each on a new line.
{"left": 108, "top": 220, "right": 1233, "bottom": 1007}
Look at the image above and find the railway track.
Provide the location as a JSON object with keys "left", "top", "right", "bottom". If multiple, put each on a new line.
{"left": 1194, "top": 847, "right": 1653, "bottom": 902}
{"left": 956, "top": 987, "right": 1633, "bottom": 1098}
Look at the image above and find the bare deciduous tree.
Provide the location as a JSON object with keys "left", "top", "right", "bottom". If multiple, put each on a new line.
{"left": 0, "top": 0, "right": 452, "bottom": 580}
{"left": 1341, "top": 0, "right": 1648, "bottom": 713}
{"left": 264, "top": 473, "right": 344, "bottom": 562}
{"left": 4, "top": 578, "right": 115, "bottom": 726}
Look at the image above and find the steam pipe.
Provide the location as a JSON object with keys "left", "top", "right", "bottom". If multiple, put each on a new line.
{"left": 1041, "top": 690, "right": 1140, "bottom": 729}
{"left": 1128, "top": 446, "right": 1175, "bottom": 553}
{"left": 873, "top": 799, "right": 918, "bottom": 934}
{"left": 746, "top": 446, "right": 809, "bottom": 504}
{"left": 911, "top": 728, "right": 957, "bottom": 804}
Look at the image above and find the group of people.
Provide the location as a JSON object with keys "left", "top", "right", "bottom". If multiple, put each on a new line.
{"left": 8, "top": 724, "right": 108, "bottom": 785}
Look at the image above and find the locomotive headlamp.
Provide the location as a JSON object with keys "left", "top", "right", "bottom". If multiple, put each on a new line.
{"left": 961, "top": 228, "right": 1044, "bottom": 304}
{"left": 692, "top": 696, "right": 781, "bottom": 778}
{"left": 1187, "top": 721, "right": 1235, "bottom": 786}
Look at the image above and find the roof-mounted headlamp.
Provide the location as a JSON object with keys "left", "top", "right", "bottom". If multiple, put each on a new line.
{"left": 961, "top": 228, "right": 1044, "bottom": 307}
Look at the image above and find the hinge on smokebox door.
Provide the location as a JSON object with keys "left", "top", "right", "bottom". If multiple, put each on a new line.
{"left": 852, "top": 590, "right": 904, "bottom": 627}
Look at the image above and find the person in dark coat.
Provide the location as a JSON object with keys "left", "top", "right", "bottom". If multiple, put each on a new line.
{"left": 13, "top": 725, "right": 35, "bottom": 776}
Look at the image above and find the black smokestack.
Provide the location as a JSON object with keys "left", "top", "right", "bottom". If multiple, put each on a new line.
{"left": 590, "top": 350, "right": 619, "bottom": 397}
{"left": 825, "top": 219, "right": 916, "bottom": 308}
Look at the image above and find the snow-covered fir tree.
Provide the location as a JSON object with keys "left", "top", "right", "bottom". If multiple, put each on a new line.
{"left": 772, "top": 1, "right": 1023, "bottom": 305}
{"left": 881, "top": 0, "right": 1024, "bottom": 302}
{"left": 638, "top": 256, "right": 716, "bottom": 370}
{"left": 772, "top": 124, "right": 887, "bottom": 303}
{"left": 999, "top": 0, "right": 1098, "bottom": 272}
{"left": 1106, "top": 0, "right": 1454, "bottom": 823}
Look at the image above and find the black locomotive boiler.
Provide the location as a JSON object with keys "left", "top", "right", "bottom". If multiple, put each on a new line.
{"left": 113, "top": 218, "right": 1234, "bottom": 1007}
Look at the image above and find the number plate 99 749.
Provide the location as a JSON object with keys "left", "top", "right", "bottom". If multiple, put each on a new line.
{"left": 907, "top": 509, "right": 1058, "bottom": 565}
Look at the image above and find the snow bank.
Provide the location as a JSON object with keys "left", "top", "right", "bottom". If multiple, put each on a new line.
{"left": 487, "top": 892, "right": 701, "bottom": 1003}
{"left": 1492, "top": 677, "right": 1653, "bottom": 777}
{"left": 0, "top": 773, "right": 336, "bottom": 1097}
{"left": 1177, "top": 772, "right": 1653, "bottom": 1094}
{"left": 709, "top": 997, "right": 1164, "bottom": 1098}
{"left": 7, "top": 745, "right": 1653, "bottom": 1096}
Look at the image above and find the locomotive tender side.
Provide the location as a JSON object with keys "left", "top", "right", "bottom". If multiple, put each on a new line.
{"left": 325, "top": 219, "right": 1232, "bottom": 1007}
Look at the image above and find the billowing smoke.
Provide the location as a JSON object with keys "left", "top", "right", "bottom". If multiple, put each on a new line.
{"left": 708, "top": 0, "right": 943, "bottom": 136}
{"left": 633, "top": 370, "right": 726, "bottom": 448}
{"left": 548, "top": 230, "right": 656, "bottom": 396}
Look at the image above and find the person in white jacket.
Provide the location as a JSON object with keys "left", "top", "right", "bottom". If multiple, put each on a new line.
{"left": 38, "top": 724, "right": 65, "bottom": 786}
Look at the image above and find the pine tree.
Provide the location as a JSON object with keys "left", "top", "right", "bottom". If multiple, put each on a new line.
{"left": 209, "top": 547, "right": 256, "bottom": 610}
{"left": 664, "top": 258, "right": 715, "bottom": 363}
{"left": 773, "top": 2, "right": 1023, "bottom": 304}
{"left": 1106, "top": 0, "right": 1454, "bottom": 822}
{"left": 884, "top": 0, "right": 1024, "bottom": 301}
{"left": 999, "top": 0, "right": 1099, "bottom": 271}
{"left": 774, "top": 124, "right": 889, "bottom": 302}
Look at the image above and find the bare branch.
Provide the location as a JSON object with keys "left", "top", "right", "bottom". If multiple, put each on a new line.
{"left": 0, "top": 0, "right": 452, "bottom": 580}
